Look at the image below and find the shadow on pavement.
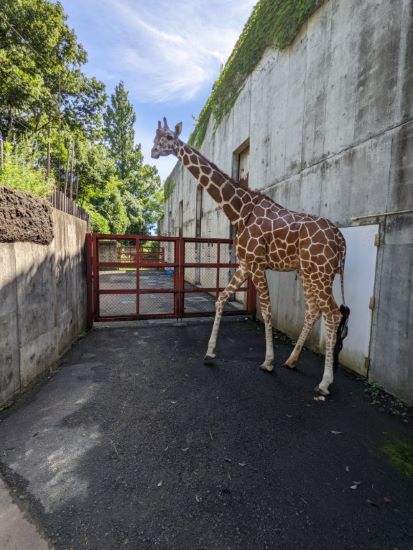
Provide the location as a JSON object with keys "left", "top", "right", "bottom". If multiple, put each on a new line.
{"left": 0, "top": 318, "right": 412, "bottom": 549}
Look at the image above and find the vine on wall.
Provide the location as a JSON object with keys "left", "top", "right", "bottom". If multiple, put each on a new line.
{"left": 188, "top": 0, "right": 326, "bottom": 149}
{"left": 164, "top": 174, "right": 175, "bottom": 200}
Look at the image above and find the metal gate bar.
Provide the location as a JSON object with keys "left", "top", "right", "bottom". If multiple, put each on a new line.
{"left": 87, "top": 234, "right": 256, "bottom": 324}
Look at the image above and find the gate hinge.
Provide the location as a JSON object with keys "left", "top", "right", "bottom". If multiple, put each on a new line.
{"left": 374, "top": 233, "right": 380, "bottom": 247}
{"left": 369, "top": 295, "right": 376, "bottom": 310}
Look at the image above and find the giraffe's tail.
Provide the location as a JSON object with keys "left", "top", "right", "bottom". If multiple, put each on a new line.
{"left": 333, "top": 242, "right": 350, "bottom": 370}
{"left": 339, "top": 241, "right": 347, "bottom": 307}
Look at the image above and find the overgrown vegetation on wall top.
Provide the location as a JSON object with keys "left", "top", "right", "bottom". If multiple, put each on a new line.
{"left": 189, "top": 0, "right": 326, "bottom": 149}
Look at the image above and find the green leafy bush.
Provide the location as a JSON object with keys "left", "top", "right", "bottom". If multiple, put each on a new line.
{"left": 0, "top": 140, "right": 55, "bottom": 197}
{"left": 82, "top": 204, "right": 110, "bottom": 233}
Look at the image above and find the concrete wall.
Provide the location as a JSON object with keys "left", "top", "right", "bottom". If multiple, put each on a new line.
{"left": 163, "top": 0, "right": 413, "bottom": 404}
{"left": 0, "top": 209, "right": 87, "bottom": 406}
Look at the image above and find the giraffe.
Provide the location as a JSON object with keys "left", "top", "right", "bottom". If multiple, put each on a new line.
{"left": 152, "top": 118, "right": 350, "bottom": 396}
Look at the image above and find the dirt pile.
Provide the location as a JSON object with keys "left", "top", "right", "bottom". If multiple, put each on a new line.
{"left": 0, "top": 187, "right": 53, "bottom": 244}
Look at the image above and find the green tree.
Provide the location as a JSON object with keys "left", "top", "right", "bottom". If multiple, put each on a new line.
{"left": 0, "top": 2, "right": 163, "bottom": 236}
{"left": 105, "top": 187, "right": 129, "bottom": 234}
{"left": 82, "top": 204, "right": 110, "bottom": 233}
{"left": 0, "top": 139, "right": 55, "bottom": 197}
{"left": 103, "top": 81, "right": 137, "bottom": 179}
{"left": 0, "top": 0, "right": 106, "bottom": 139}
{"left": 127, "top": 163, "right": 163, "bottom": 234}
{"left": 104, "top": 81, "right": 163, "bottom": 235}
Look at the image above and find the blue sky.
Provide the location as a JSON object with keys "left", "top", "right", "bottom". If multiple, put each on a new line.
{"left": 61, "top": 0, "right": 256, "bottom": 179}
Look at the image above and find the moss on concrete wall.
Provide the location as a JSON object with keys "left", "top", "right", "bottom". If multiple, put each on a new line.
{"left": 189, "top": 0, "right": 326, "bottom": 149}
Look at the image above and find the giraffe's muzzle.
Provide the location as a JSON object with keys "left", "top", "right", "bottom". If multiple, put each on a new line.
{"left": 151, "top": 146, "right": 160, "bottom": 159}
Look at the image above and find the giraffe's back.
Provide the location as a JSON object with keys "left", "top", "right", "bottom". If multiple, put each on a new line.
{"left": 236, "top": 197, "right": 345, "bottom": 276}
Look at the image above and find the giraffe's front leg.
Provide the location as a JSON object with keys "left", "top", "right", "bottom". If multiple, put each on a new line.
{"left": 251, "top": 269, "right": 274, "bottom": 372}
{"left": 204, "top": 299, "right": 223, "bottom": 362}
{"left": 204, "top": 267, "right": 248, "bottom": 363}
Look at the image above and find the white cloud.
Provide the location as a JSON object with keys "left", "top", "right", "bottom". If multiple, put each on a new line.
{"left": 103, "top": 0, "right": 256, "bottom": 103}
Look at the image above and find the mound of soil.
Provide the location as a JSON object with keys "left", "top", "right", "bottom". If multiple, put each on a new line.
{"left": 0, "top": 186, "right": 53, "bottom": 244}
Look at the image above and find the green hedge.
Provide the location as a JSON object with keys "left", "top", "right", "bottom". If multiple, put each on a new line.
{"left": 189, "top": 0, "right": 325, "bottom": 149}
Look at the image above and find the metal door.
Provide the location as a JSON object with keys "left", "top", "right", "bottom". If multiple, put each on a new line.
{"left": 319, "top": 224, "right": 379, "bottom": 376}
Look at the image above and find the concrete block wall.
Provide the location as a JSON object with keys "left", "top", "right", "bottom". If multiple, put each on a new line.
{"left": 0, "top": 209, "right": 87, "bottom": 406}
{"left": 163, "top": 0, "right": 413, "bottom": 404}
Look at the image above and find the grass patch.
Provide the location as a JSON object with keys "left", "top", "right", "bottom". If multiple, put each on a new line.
{"left": 0, "top": 400, "right": 14, "bottom": 414}
{"left": 381, "top": 436, "right": 413, "bottom": 481}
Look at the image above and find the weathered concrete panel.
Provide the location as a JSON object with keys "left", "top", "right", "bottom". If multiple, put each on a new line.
{"left": 0, "top": 243, "right": 17, "bottom": 318}
{"left": 19, "top": 329, "right": 58, "bottom": 389}
{"left": 0, "top": 244, "right": 19, "bottom": 404}
{"left": 0, "top": 312, "right": 19, "bottom": 405}
{"left": 15, "top": 244, "right": 55, "bottom": 344}
{"left": 388, "top": 121, "right": 413, "bottom": 211}
{"left": 227, "top": 77, "right": 252, "bottom": 154}
{"left": 370, "top": 214, "right": 413, "bottom": 404}
{"left": 0, "top": 209, "right": 87, "bottom": 405}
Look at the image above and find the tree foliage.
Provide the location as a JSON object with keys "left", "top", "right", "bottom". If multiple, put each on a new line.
{"left": 103, "top": 82, "right": 162, "bottom": 234}
{"left": 0, "top": 0, "right": 106, "bottom": 138}
{"left": 104, "top": 81, "right": 137, "bottom": 179}
{"left": 0, "top": 139, "right": 55, "bottom": 197}
{"left": 0, "top": 0, "right": 163, "bottom": 234}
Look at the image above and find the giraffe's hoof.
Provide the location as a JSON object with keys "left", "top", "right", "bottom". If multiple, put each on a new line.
{"left": 260, "top": 363, "right": 274, "bottom": 373}
{"left": 283, "top": 362, "right": 296, "bottom": 370}
{"left": 204, "top": 354, "right": 216, "bottom": 365}
{"left": 314, "top": 385, "right": 330, "bottom": 396}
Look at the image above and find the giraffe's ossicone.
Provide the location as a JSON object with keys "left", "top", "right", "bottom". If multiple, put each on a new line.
{"left": 152, "top": 118, "right": 350, "bottom": 396}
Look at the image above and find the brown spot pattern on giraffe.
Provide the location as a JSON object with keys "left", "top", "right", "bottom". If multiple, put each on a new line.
{"left": 190, "top": 166, "right": 200, "bottom": 179}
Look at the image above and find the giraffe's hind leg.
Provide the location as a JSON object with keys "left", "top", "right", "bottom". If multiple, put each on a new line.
{"left": 315, "top": 292, "right": 341, "bottom": 396}
{"left": 204, "top": 266, "right": 248, "bottom": 363}
{"left": 284, "top": 278, "right": 320, "bottom": 369}
{"left": 250, "top": 268, "right": 274, "bottom": 372}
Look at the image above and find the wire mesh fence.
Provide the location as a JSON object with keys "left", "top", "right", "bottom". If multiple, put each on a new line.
{"left": 88, "top": 234, "right": 255, "bottom": 322}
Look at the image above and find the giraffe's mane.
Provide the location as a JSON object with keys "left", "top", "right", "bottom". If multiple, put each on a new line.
{"left": 183, "top": 141, "right": 282, "bottom": 208}
{"left": 249, "top": 188, "right": 282, "bottom": 208}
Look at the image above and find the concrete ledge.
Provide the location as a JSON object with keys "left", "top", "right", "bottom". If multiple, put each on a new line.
{"left": 0, "top": 477, "right": 50, "bottom": 550}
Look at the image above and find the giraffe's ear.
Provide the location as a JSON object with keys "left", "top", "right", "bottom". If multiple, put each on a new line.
{"left": 175, "top": 122, "right": 182, "bottom": 137}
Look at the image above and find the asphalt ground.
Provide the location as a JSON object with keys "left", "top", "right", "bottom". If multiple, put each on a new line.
{"left": 0, "top": 318, "right": 412, "bottom": 550}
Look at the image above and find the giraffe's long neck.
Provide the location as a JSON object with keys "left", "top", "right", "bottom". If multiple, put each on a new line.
{"left": 175, "top": 141, "right": 254, "bottom": 225}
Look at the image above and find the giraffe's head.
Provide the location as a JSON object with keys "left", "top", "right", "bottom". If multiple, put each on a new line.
{"left": 151, "top": 117, "right": 182, "bottom": 159}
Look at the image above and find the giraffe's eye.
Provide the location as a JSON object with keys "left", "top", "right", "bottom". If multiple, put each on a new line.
{"left": 167, "top": 135, "right": 173, "bottom": 140}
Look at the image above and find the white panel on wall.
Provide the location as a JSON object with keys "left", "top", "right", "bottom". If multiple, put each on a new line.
{"left": 320, "top": 224, "right": 379, "bottom": 376}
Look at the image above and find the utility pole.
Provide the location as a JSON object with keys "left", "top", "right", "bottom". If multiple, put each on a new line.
{"left": 46, "top": 124, "right": 51, "bottom": 178}
{"left": 75, "top": 172, "right": 79, "bottom": 201}
{"left": 69, "top": 142, "right": 75, "bottom": 200}
{"left": 64, "top": 141, "right": 71, "bottom": 196}
{"left": 57, "top": 72, "right": 62, "bottom": 189}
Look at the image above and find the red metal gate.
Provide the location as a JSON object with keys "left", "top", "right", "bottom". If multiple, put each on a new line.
{"left": 86, "top": 234, "right": 256, "bottom": 326}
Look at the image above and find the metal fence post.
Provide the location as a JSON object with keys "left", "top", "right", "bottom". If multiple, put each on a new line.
{"left": 86, "top": 233, "right": 94, "bottom": 328}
